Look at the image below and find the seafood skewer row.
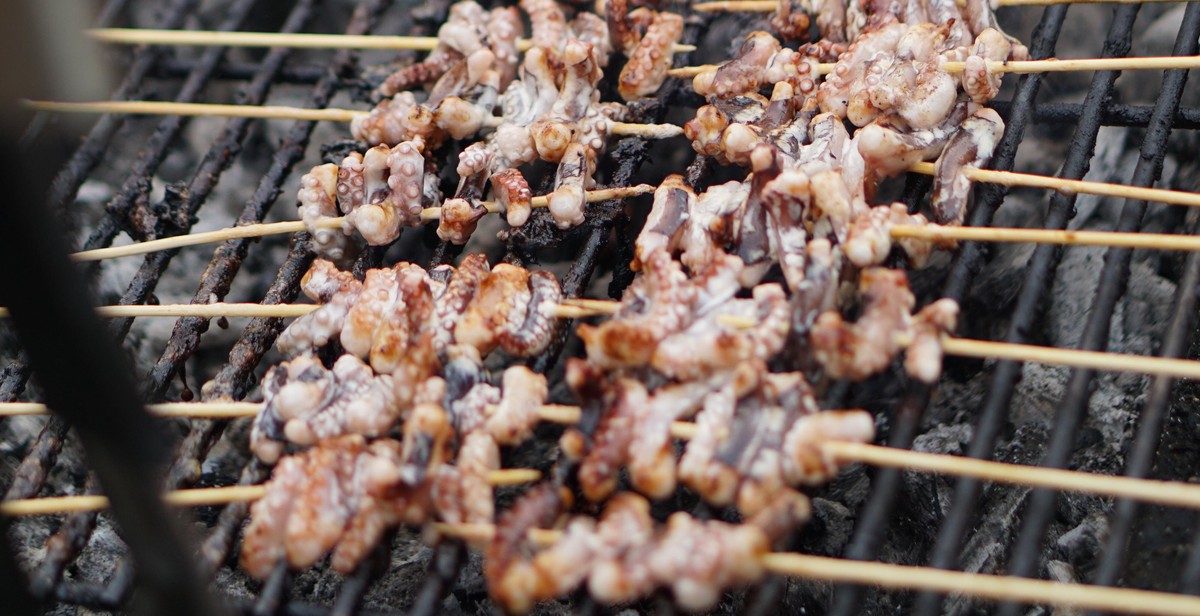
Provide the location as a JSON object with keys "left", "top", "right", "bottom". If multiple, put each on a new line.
{"left": 667, "top": 55, "right": 1200, "bottom": 78}
{"left": 6, "top": 484, "right": 1195, "bottom": 615}
{"left": 86, "top": 27, "right": 697, "bottom": 52}
{"left": 4, "top": 299, "right": 1200, "bottom": 379}
{"left": 21, "top": 100, "right": 685, "bottom": 139}
{"left": 55, "top": 167, "right": 1200, "bottom": 264}
{"left": 7, "top": 403, "right": 1200, "bottom": 513}
{"left": 448, "top": 511, "right": 1200, "bottom": 616}
{"left": 691, "top": 0, "right": 1176, "bottom": 10}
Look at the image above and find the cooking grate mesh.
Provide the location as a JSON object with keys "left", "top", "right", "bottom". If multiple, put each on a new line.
{"left": 4, "top": 0, "right": 1200, "bottom": 613}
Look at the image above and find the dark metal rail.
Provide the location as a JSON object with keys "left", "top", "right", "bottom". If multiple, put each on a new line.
{"left": 996, "top": 6, "right": 1200, "bottom": 614}
{"left": 831, "top": 4, "right": 1072, "bottom": 613}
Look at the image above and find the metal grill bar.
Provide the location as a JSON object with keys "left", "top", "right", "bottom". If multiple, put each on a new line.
{"left": 407, "top": 541, "right": 466, "bottom": 616}
{"left": 989, "top": 101, "right": 1200, "bottom": 130}
{"left": 0, "top": 0, "right": 200, "bottom": 506}
{"left": 1085, "top": 17, "right": 1200, "bottom": 601}
{"left": 830, "top": 5, "right": 1070, "bottom": 614}
{"left": 910, "top": 5, "right": 1143, "bottom": 614}
{"left": 97, "top": 0, "right": 395, "bottom": 608}
{"left": 996, "top": 7, "right": 1200, "bottom": 613}
{"left": 1088, "top": 213, "right": 1200, "bottom": 590}
{"left": 15, "top": 0, "right": 272, "bottom": 601}
{"left": 1181, "top": 512, "right": 1200, "bottom": 594}
{"left": 81, "top": 0, "right": 258, "bottom": 253}
{"left": 42, "top": 0, "right": 199, "bottom": 217}
{"left": 154, "top": 58, "right": 330, "bottom": 84}
{"left": 144, "top": 0, "right": 320, "bottom": 401}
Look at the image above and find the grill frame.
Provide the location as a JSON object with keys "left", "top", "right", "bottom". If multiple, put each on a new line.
{"left": 4, "top": 0, "right": 1200, "bottom": 613}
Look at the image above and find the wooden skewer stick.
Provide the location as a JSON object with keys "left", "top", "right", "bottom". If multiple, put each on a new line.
{"left": 762, "top": 552, "right": 1200, "bottom": 616}
{"left": 0, "top": 468, "right": 541, "bottom": 517}
{"left": 0, "top": 486, "right": 269, "bottom": 517}
{"left": 0, "top": 303, "right": 317, "bottom": 320}
{"left": 890, "top": 224, "right": 1200, "bottom": 252}
{"left": 0, "top": 401, "right": 264, "bottom": 418}
{"left": 70, "top": 184, "right": 654, "bottom": 262}
{"left": 69, "top": 197, "right": 1200, "bottom": 265}
{"left": 87, "top": 28, "right": 697, "bottom": 53}
{"left": 73, "top": 219, "right": 331, "bottom": 262}
{"left": 0, "top": 302, "right": 613, "bottom": 321}
{"left": 939, "top": 337, "right": 1200, "bottom": 379}
{"left": 823, "top": 441, "right": 1200, "bottom": 510}
{"left": 906, "top": 161, "right": 1200, "bottom": 208}
{"left": 431, "top": 521, "right": 1200, "bottom": 616}
{"left": 65, "top": 166, "right": 1200, "bottom": 263}
{"left": 28, "top": 100, "right": 362, "bottom": 123}
{"left": 21, "top": 100, "right": 685, "bottom": 139}
{"left": 692, "top": 0, "right": 1174, "bottom": 10}
{"left": 668, "top": 55, "right": 1200, "bottom": 79}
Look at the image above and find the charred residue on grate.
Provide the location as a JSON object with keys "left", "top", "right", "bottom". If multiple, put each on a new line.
{"left": 5, "top": 0, "right": 1200, "bottom": 614}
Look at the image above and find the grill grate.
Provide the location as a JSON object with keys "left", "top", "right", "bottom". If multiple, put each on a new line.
{"left": 5, "top": 0, "right": 1200, "bottom": 613}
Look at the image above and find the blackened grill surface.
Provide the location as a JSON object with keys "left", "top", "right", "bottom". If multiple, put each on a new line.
{"left": 910, "top": 4, "right": 1139, "bottom": 613}
{"left": 5, "top": 0, "right": 1200, "bottom": 615}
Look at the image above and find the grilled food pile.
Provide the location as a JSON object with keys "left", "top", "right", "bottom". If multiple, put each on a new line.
{"left": 241, "top": 0, "right": 1027, "bottom": 610}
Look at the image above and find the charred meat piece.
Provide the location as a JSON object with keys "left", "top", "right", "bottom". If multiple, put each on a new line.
{"left": 577, "top": 248, "right": 697, "bottom": 369}
{"left": 810, "top": 267, "right": 914, "bottom": 380}
{"left": 486, "top": 483, "right": 566, "bottom": 614}
{"left": 617, "top": 11, "right": 683, "bottom": 101}
{"left": 931, "top": 107, "right": 1004, "bottom": 225}
{"left": 250, "top": 355, "right": 398, "bottom": 463}
{"left": 242, "top": 436, "right": 429, "bottom": 578}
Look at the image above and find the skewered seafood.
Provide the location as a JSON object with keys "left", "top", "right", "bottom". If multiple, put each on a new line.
{"left": 236, "top": 0, "right": 1040, "bottom": 608}
{"left": 487, "top": 488, "right": 807, "bottom": 613}
{"left": 810, "top": 267, "right": 958, "bottom": 383}
{"left": 279, "top": 257, "right": 561, "bottom": 366}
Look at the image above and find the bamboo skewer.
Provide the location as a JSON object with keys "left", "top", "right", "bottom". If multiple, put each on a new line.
{"left": 0, "top": 303, "right": 615, "bottom": 320}
{"left": 906, "top": 161, "right": 1200, "bottom": 208}
{"left": 764, "top": 553, "right": 1200, "bottom": 616}
{"left": 8, "top": 400, "right": 1200, "bottom": 511}
{"left": 21, "top": 100, "right": 685, "bottom": 139}
{"left": 890, "top": 224, "right": 1200, "bottom": 251}
{"left": 69, "top": 184, "right": 654, "bottom": 262}
{"left": 0, "top": 469, "right": 540, "bottom": 517}
{"left": 939, "top": 337, "right": 1200, "bottom": 379}
{"left": 0, "top": 401, "right": 264, "bottom": 418}
{"left": 86, "top": 28, "right": 697, "bottom": 53}
{"left": 557, "top": 299, "right": 1200, "bottom": 379}
{"left": 0, "top": 303, "right": 614, "bottom": 321}
{"left": 28, "top": 100, "right": 363, "bottom": 123}
{"left": 693, "top": 0, "right": 1178, "bottom": 11}
{"left": 0, "top": 303, "right": 316, "bottom": 320}
{"left": 431, "top": 521, "right": 1200, "bottom": 616}
{"left": 667, "top": 55, "right": 1200, "bottom": 79}
{"left": 0, "top": 486, "right": 269, "bottom": 517}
